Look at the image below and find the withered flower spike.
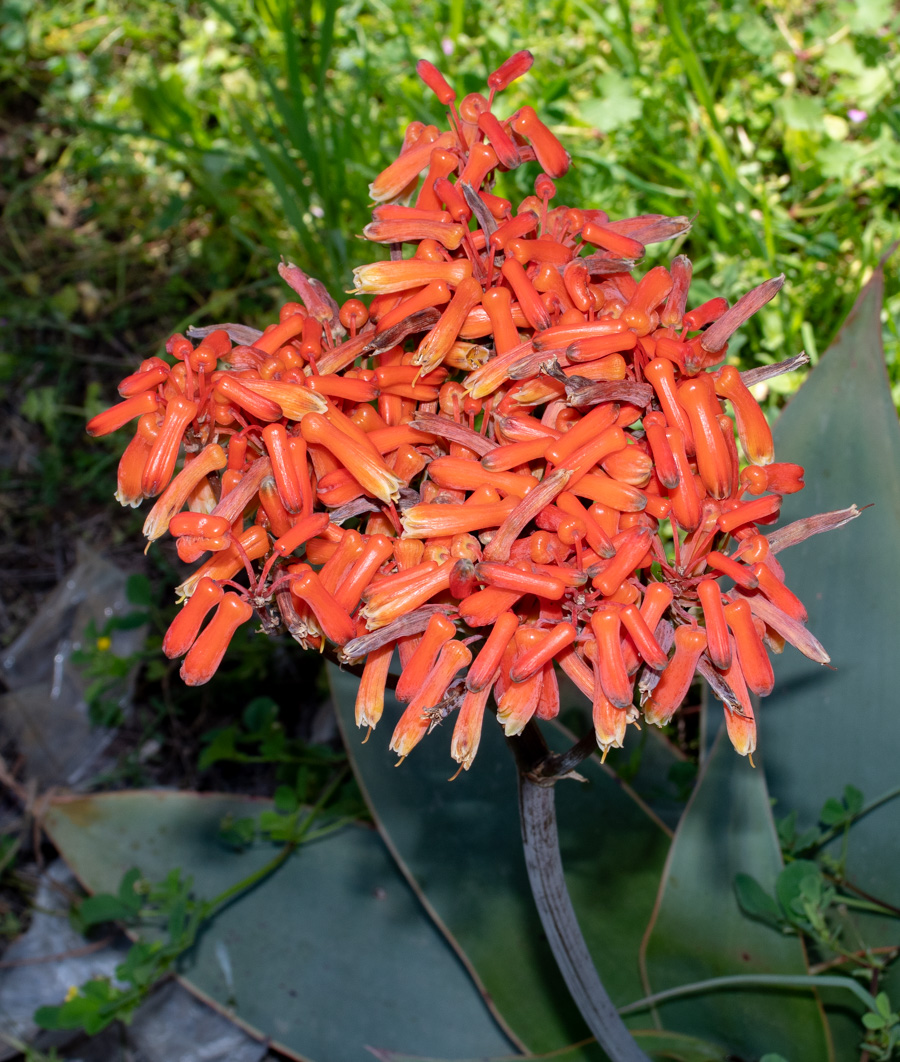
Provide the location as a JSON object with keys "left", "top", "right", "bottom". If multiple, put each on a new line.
{"left": 188, "top": 323, "right": 264, "bottom": 346}
{"left": 410, "top": 413, "right": 498, "bottom": 455}
{"left": 459, "top": 181, "right": 497, "bottom": 237}
{"left": 565, "top": 379, "right": 653, "bottom": 409}
{"left": 766, "top": 505, "right": 862, "bottom": 554}
{"left": 740, "top": 352, "right": 810, "bottom": 388}
{"left": 701, "top": 274, "right": 785, "bottom": 354}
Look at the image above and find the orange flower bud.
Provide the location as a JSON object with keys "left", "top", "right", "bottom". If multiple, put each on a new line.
{"left": 749, "top": 563, "right": 808, "bottom": 622}
{"left": 497, "top": 627, "right": 545, "bottom": 735}
{"left": 677, "top": 375, "right": 731, "bottom": 500}
{"left": 581, "top": 220, "right": 643, "bottom": 260}
{"left": 475, "top": 561, "right": 567, "bottom": 600}
{"left": 488, "top": 50, "right": 534, "bottom": 92}
{"left": 601, "top": 444, "right": 653, "bottom": 487}
{"left": 704, "top": 550, "right": 758, "bottom": 589}
{"left": 644, "top": 359, "right": 694, "bottom": 454}
{"left": 510, "top": 622, "right": 576, "bottom": 683}
{"left": 163, "top": 577, "right": 224, "bottom": 659}
{"left": 459, "top": 142, "right": 499, "bottom": 189}
{"left": 117, "top": 358, "right": 170, "bottom": 398}
{"left": 401, "top": 496, "right": 517, "bottom": 539}
{"left": 141, "top": 395, "right": 198, "bottom": 498}
{"left": 416, "top": 59, "right": 456, "bottom": 105}
{"left": 643, "top": 625, "right": 708, "bottom": 726}
{"left": 696, "top": 578, "right": 732, "bottom": 671}
{"left": 591, "top": 527, "right": 653, "bottom": 597}
{"left": 683, "top": 297, "right": 728, "bottom": 332}
{"left": 115, "top": 425, "right": 155, "bottom": 508}
{"left": 716, "top": 494, "right": 781, "bottom": 534}
{"left": 395, "top": 613, "right": 457, "bottom": 702}
{"left": 474, "top": 112, "right": 520, "bottom": 169}
{"left": 213, "top": 374, "right": 283, "bottom": 422}
{"left": 290, "top": 567, "right": 356, "bottom": 646}
{"left": 87, "top": 391, "right": 160, "bottom": 437}
{"left": 714, "top": 365, "right": 774, "bottom": 466}
{"left": 300, "top": 412, "right": 402, "bottom": 505}
{"left": 585, "top": 609, "right": 630, "bottom": 709}
{"left": 619, "top": 603, "right": 669, "bottom": 672}
{"left": 723, "top": 598, "right": 774, "bottom": 696}
{"left": 571, "top": 471, "right": 647, "bottom": 513}
{"left": 458, "top": 585, "right": 523, "bottom": 627}
{"left": 414, "top": 277, "right": 484, "bottom": 375}
{"left": 180, "top": 593, "right": 254, "bottom": 686}
{"left": 143, "top": 443, "right": 227, "bottom": 542}
{"left": 352, "top": 258, "right": 472, "bottom": 295}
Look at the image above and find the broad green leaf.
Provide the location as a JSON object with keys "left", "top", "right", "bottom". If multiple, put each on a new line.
{"left": 43, "top": 791, "right": 515, "bottom": 1062}
{"left": 641, "top": 729, "right": 832, "bottom": 1059}
{"left": 367, "top": 1027, "right": 728, "bottom": 1062}
{"left": 733, "top": 873, "right": 782, "bottom": 930}
{"left": 328, "top": 663, "right": 671, "bottom": 1061}
{"left": 766, "top": 260, "right": 900, "bottom": 1052}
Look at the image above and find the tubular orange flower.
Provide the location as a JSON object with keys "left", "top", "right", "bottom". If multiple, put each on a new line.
{"left": 450, "top": 685, "right": 493, "bottom": 771}
{"left": 510, "top": 106, "right": 570, "bottom": 178}
{"left": 87, "top": 391, "right": 160, "bottom": 437}
{"left": 301, "top": 413, "right": 402, "bottom": 505}
{"left": 143, "top": 443, "right": 227, "bottom": 542}
{"left": 723, "top": 598, "right": 775, "bottom": 697}
{"left": 476, "top": 561, "right": 567, "bottom": 600}
{"left": 352, "top": 259, "right": 472, "bottom": 295}
{"left": 497, "top": 628, "right": 545, "bottom": 735}
{"left": 180, "top": 593, "right": 254, "bottom": 686}
{"left": 361, "top": 563, "right": 452, "bottom": 629}
{"left": 290, "top": 567, "right": 356, "bottom": 646}
{"left": 356, "top": 640, "right": 394, "bottom": 730}
{"left": 162, "top": 577, "right": 224, "bottom": 659}
{"left": 390, "top": 640, "right": 472, "bottom": 758}
{"left": 141, "top": 396, "right": 198, "bottom": 498}
{"left": 395, "top": 613, "right": 457, "bottom": 702}
{"left": 414, "top": 277, "right": 486, "bottom": 375}
{"left": 619, "top": 603, "right": 669, "bottom": 672}
{"left": 677, "top": 376, "right": 732, "bottom": 500}
{"left": 510, "top": 622, "right": 576, "bottom": 683}
{"left": 713, "top": 365, "right": 774, "bottom": 466}
{"left": 644, "top": 626, "right": 708, "bottom": 727}
{"left": 115, "top": 423, "right": 156, "bottom": 508}
{"left": 368, "top": 129, "right": 457, "bottom": 203}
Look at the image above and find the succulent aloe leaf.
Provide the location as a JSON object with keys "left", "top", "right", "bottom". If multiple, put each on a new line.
{"left": 44, "top": 790, "right": 515, "bottom": 1061}
{"left": 641, "top": 728, "right": 832, "bottom": 1059}
{"left": 764, "top": 258, "right": 900, "bottom": 1052}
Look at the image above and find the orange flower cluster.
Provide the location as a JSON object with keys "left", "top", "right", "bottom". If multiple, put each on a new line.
{"left": 88, "top": 51, "right": 835, "bottom": 769}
